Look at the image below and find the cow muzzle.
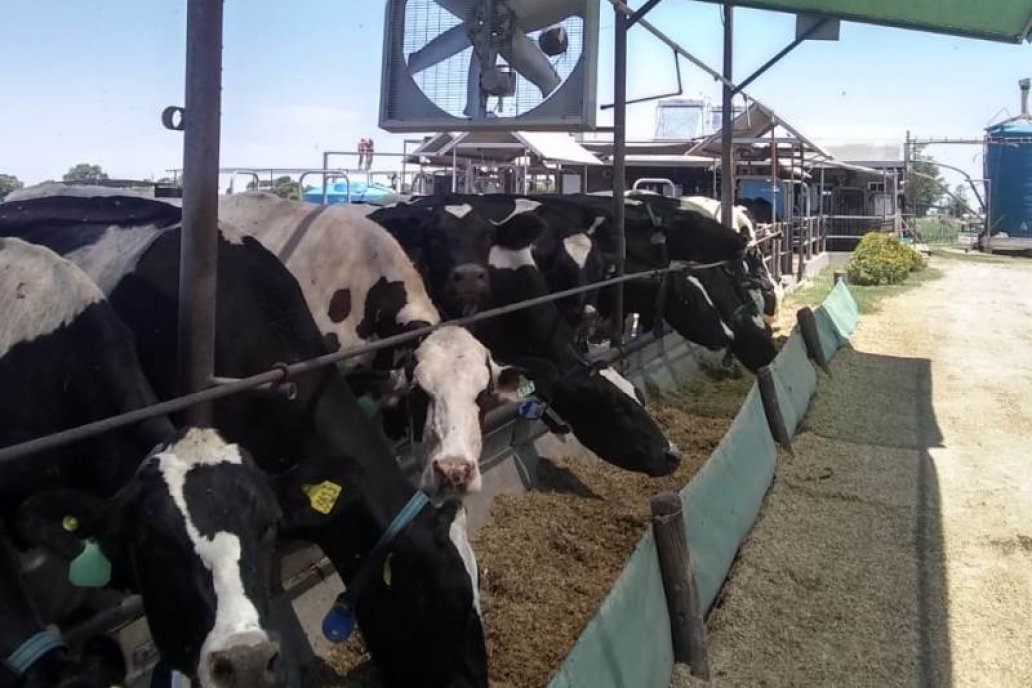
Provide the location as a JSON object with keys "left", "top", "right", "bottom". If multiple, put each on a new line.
{"left": 204, "top": 637, "right": 281, "bottom": 688}
{"left": 446, "top": 264, "right": 490, "bottom": 313}
{"left": 655, "top": 444, "right": 683, "bottom": 477}
{"left": 431, "top": 457, "right": 481, "bottom": 494}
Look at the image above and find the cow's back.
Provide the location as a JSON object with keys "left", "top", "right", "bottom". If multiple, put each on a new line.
{"left": 219, "top": 192, "right": 439, "bottom": 362}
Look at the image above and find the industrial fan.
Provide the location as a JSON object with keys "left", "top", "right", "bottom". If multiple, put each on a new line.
{"left": 379, "top": 0, "right": 600, "bottom": 131}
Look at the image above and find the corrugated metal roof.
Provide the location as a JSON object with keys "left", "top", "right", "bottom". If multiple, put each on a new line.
{"left": 694, "top": 1, "right": 1032, "bottom": 44}
{"left": 816, "top": 141, "right": 904, "bottom": 164}
{"left": 515, "top": 132, "right": 603, "bottom": 166}
{"left": 686, "top": 102, "right": 832, "bottom": 158}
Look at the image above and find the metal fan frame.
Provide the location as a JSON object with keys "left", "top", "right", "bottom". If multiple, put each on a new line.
{"left": 378, "top": 0, "right": 600, "bottom": 132}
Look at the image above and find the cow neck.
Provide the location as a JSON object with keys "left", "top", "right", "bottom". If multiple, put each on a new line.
{"left": 301, "top": 367, "right": 423, "bottom": 577}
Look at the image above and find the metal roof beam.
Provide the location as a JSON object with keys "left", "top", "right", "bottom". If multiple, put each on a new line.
{"left": 628, "top": 0, "right": 665, "bottom": 28}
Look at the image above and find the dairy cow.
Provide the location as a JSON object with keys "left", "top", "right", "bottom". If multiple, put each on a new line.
{"left": 678, "top": 195, "right": 782, "bottom": 321}
{"left": 370, "top": 198, "right": 682, "bottom": 478}
{"left": 217, "top": 192, "right": 524, "bottom": 495}
{"left": 548, "top": 193, "right": 778, "bottom": 371}
{"left": 0, "top": 237, "right": 284, "bottom": 687}
{"left": 0, "top": 188, "right": 488, "bottom": 688}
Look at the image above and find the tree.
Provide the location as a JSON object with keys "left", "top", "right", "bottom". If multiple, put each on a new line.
{"left": 63, "top": 163, "right": 109, "bottom": 183}
{"left": 246, "top": 175, "right": 301, "bottom": 200}
{"left": 0, "top": 173, "right": 23, "bottom": 198}
{"left": 910, "top": 151, "right": 944, "bottom": 217}
{"left": 947, "top": 184, "right": 970, "bottom": 217}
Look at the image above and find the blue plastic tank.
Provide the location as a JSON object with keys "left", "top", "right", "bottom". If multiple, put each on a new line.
{"left": 985, "top": 119, "right": 1032, "bottom": 237}
{"left": 302, "top": 180, "right": 399, "bottom": 206}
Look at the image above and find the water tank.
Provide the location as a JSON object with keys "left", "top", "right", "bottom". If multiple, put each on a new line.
{"left": 986, "top": 118, "right": 1032, "bottom": 237}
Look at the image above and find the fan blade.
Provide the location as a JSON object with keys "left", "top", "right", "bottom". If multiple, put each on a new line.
{"left": 509, "top": 0, "right": 585, "bottom": 31}
{"left": 463, "top": 56, "right": 485, "bottom": 118}
{"left": 408, "top": 24, "right": 472, "bottom": 74}
{"left": 430, "top": 0, "right": 478, "bottom": 20}
{"left": 501, "top": 31, "right": 561, "bottom": 97}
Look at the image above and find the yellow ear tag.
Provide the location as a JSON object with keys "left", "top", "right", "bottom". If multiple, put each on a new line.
{"left": 383, "top": 553, "right": 393, "bottom": 589}
{"left": 62, "top": 515, "right": 79, "bottom": 532}
{"left": 301, "top": 481, "right": 343, "bottom": 515}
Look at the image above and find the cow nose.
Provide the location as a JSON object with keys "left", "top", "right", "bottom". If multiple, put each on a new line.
{"left": 665, "top": 445, "right": 683, "bottom": 468}
{"left": 432, "top": 457, "right": 480, "bottom": 493}
{"left": 449, "top": 264, "right": 489, "bottom": 294}
{"left": 208, "top": 639, "right": 281, "bottom": 688}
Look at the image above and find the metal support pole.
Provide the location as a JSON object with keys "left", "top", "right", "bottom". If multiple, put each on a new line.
{"left": 720, "top": 4, "right": 734, "bottom": 228}
{"left": 611, "top": 7, "right": 628, "bottom": 345}
{"left": 903, "top": 130, "right": 911, "bottom": 229}
{"left": 178, "top": 0, "right": 224, "bottom": 425}
{"left": 452, "top": 148, "right": 458, "bottom": 193}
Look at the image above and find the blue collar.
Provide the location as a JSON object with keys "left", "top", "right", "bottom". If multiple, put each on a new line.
{"left": 322, "top": 490, "right": 430, "bottom": 643}
{"left": 4, "top": 631, "right": 65, "bottom": 676}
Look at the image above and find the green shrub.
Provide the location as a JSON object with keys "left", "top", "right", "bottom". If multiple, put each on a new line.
{"left": 847, "top": 233, "right": 925, "bottom": 286}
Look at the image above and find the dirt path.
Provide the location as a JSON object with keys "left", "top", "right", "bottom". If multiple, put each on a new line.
{"left": 676, "top": 256, "right": 1032, "bottom": 687}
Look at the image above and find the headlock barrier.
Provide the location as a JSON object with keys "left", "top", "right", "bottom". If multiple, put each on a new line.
{"left": 547, "top": 283, "right": 861, "bottom": 688}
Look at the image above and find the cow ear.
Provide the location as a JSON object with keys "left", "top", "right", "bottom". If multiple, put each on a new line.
{"left": 17, "top": 490, "right": 113, "bottom": 560}
{"left": 493, "top": 213, "right": 544, "bottom": 249}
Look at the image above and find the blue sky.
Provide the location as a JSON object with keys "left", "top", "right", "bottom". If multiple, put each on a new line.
{"left": 1, "top": 1, "right": 1029, "bottom": 189}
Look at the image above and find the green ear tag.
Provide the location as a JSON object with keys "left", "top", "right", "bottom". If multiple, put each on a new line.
{"left": 356, "top": 394, "right": 380, "bottom": 418}
{"left": 68, "top": 539, "right": 112, "bottom": 588}
{"left": 516, "top": 376, "right": 536, "bottom": 399}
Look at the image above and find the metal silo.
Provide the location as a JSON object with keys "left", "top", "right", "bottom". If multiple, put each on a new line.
{"left": 986, "top": 79, "right": 1032, "bottom": 239}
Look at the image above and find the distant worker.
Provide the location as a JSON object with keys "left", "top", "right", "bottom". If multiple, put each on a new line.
{"left": 356, "top": 138, "right": 368, "bottom": 170}
{"left": 365, "top": 139, "right": 375, "bottom": 171}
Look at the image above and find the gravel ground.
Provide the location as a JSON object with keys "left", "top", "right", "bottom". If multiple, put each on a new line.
{"left": 673, "top": 255, "right": 1032, "bottom": 687}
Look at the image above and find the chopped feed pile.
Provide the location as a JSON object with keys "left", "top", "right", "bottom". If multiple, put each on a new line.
{"left": 314, "top": 374, "right": 751, "bottom": 687}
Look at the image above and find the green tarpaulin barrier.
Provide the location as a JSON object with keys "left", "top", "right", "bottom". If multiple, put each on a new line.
{"left": 547, "top": 532, "right": 674, "bottom": 688}
{"left": 822, "top": 280, "right": 860, "bottom": 339}
{"left": 547, "top": 387, "right": 776, "bottom": 688}
{"left": 680, "top": 386, "right": 777, "bottom": 611}
{"left": 770, "top": 332, "right": 817, "bottom": 436}
{"left": 813, "top": 304, "right": 848, "bottom": 363}
{"left": 548, "top": 283, "right": 863, "bottom": 688}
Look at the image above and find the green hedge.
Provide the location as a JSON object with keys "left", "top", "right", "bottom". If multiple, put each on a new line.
{"left": 847, "top": 233, "right": 926, "bottom": 286}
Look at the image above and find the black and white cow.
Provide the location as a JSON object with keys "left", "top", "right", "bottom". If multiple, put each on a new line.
{"left": 217, "top": 192, "right": 524, "bottom": 495}
{"left": 0, "top": 236, "right": 285, "bottom": 687}
{"left": 370, "top": 197, "right": 682, "bottom": 478}
{"left": 551, "top": 193, "right": 778, "bottom": 372}
{"left": 0, "top": 188, "right": 488, "bottom": 688}
{"left": 677, "top": 195, "right": 782, "bottom": 322}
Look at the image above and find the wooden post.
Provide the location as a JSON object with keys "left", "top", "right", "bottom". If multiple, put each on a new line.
{"left": 651, "top": 492, "right": 709, "bottom": 679}
{"left": 796, "top": 307, "right": 831, "bottom": 375}
{"left": 757, "top": 366, "right": 793, "bottom": 453}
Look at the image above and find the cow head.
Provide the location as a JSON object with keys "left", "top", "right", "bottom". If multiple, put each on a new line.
{"left": 377, "top": 326, "right": 523, "bottom": 495}
{"left": 18, "top": 429, "right": 285, "bottom": 688}
{"left": 706, "top": 263, "right": 778, "bottom": 372}
{"left": 373, "top": 204, "right": 495, "bottom": 318}
{"left": 355, "top": 500, "right": 486, "bottom": 688}
{"left": 521, "top": 358, "right": 681, "bottom": 477}
{"left": 742, "top": 248, "right": 782, "bottom": 323}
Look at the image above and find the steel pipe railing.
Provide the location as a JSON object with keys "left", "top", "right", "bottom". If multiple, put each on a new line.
{"left": 0, "top": 263, "right": 712, "bottom": 465}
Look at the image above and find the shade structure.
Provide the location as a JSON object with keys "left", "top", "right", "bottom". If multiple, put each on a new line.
{"left": 691, "top": 1, "right": 1032, "bottom": 44}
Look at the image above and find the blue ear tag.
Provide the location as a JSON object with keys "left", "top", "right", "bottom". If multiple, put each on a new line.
{"left": 322, "top": 599, "right": 356, "bottom": 644}
{"left": 518, "top": 399, "right": 544, "bottom": 420}
{"left": 68, "top": 539, "right": 112, "bottom": 588}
